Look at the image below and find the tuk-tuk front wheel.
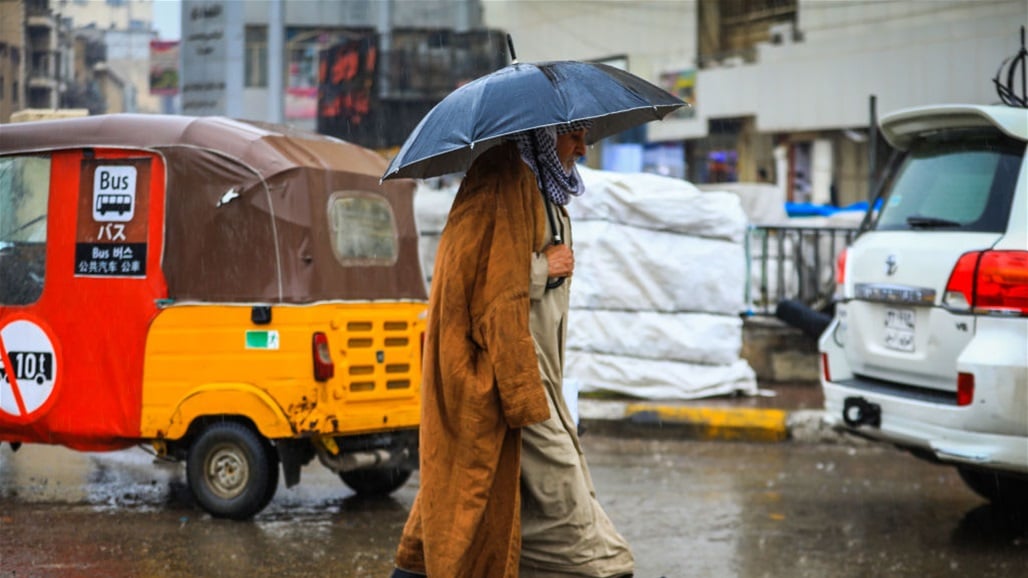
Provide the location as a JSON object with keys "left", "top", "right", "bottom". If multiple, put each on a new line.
{"left": 187, "top": 422, "right": 279, "bottom": 520}
{"left": 339, "top": 467, "right": 412, "bottom": 497}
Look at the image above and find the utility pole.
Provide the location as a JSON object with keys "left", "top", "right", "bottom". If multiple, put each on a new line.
{"left": 268, "top": 0, "right": 284, "bottom": 124}
{"left": 377, "top": 0, "right": 392, "bottom": 97}
{"left": 868, "top": 94, "right": 877, "bottom": 201}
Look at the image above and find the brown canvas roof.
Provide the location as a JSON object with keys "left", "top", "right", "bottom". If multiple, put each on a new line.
{"left": 0, "top": 114, "right": 426, "bottom": 303}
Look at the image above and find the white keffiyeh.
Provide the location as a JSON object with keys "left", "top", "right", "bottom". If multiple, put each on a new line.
{"left": 510, "top": 121, "right": 591, "bottom": 206}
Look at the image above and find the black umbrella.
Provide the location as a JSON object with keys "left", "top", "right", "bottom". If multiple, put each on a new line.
{"left": 382, "top": 40, "right": 687, "bottom": 181}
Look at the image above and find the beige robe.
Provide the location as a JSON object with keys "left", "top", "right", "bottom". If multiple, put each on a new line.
{"left": 395, "top": 143, "right": 551, "bottom": 578}
{"left": 519, "top": 193, "right": 635, "bottom": 577}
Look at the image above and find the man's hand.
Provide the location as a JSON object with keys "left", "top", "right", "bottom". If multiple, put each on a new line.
{"left": 544, "top": 244, "right": 574, "bottom": 278}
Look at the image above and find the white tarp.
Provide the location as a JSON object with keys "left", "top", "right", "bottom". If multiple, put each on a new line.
{"left": 566, "top": 354, "right": 756, "bottom": 400}
{"left": 695, "top": 182, "right": 788, "bottom": 225}
{"left": 567, "top": 310, "right": 742, "bottom": 366}
{"left": 414, "top": 185, "right": 459, "bottom": 284}
{"left": 414, "top": 165, "right": 758, "bottom": 400}
{"left": 567, "top": 166, "right": 756, "bottom": 399}
{"left": 571, "top": 168, "right": 748, "bottom": 242}
{"left": 571, "top": 221, "right": 745, "bottom": 315}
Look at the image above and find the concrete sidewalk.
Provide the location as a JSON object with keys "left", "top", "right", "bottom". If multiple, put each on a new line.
{"left": 577, "top": 382, "right": 850, "bottom": 444}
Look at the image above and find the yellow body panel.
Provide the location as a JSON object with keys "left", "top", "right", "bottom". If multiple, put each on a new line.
{"left": 140, "top": 301, "right": 426, "bottom": 441}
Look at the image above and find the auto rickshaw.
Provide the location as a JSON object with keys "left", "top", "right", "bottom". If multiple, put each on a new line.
{"left": 0, "top": 114, "right": 427, "bottom": 519}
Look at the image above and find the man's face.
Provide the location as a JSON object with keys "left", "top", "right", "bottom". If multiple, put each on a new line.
{"left": 556, "top": 129, "right": 587, "bottom": 172}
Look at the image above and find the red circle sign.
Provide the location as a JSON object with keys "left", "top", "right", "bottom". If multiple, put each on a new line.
{"left": 0, "top": 319, "right": 59, "bottom": 420}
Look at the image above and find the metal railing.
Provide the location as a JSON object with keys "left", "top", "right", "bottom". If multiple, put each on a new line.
{"left": 745, "top": 225, "right": 859, "bottom": 315}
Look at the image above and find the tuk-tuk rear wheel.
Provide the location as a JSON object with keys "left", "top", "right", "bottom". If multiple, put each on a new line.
{"left": 187, "top": 422, "right": 279, "bottom": 520}
{"left": 339, "top": 467, "right": 412, "bottom": 497}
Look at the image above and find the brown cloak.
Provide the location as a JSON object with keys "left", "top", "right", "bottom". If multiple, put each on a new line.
{"left": 395, "top": 143, "right": 551, "bottom": 577}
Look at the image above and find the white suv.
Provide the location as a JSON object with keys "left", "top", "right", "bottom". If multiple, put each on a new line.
{"left": 819, "top": 104, "right": 1028, "bottom": 508}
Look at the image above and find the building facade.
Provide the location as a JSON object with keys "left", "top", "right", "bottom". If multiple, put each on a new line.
{"left": 0, "top": 0, "right": 163, "bottom": 122}
{"left": 0, "top": 0, "right": 73, "bottom": 116}
{"left": 6, "top": 0, "right": 1022, "bottom": 198}
{"left": 182, "top": 0, "right": 485, "bottom": 139}
{"left": 486, "top": 0, "right": 1027, "bottom": 206}
{"left": 0, "top": 1, "right": 27, "bottom": 122}
{"left": 54, "top": 0, "right": 160, "bottom": 113}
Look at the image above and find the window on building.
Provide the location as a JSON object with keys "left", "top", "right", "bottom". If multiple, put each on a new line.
{"left": 698, "top": 0, "right": 797, "bottom": 68}
{"left": 0, "top": 155, "right": 51, "bottom": 305}
{"left": 327, "top": 192, "right": 398, "bottom": 266}
{"left": 245, "top": 26, "right": 268, "bottom": 88}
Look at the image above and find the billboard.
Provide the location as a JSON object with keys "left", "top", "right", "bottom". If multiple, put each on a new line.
{"left": 180, "top": 1, "right": 244, "bottom": 116}
{"left": 660, "top": 69, "right": 696, "bottom": 119}
{"left": 318, "top": 36, "right": 377, "bottom": 128}
{"left": 149, "top": 40, "right": 180, "bottom": 96}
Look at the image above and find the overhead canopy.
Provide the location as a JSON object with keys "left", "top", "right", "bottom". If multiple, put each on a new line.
{"left": 0, "top": 114, "right": 426, "bottom": 303}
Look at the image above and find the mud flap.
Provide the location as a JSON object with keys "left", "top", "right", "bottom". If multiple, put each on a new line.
{"left": 277, "top": 439, "right": 315, "bottom": 488}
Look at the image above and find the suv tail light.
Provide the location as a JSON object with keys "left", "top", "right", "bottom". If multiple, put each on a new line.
{"left": 943, "top": 250, "right": 1028, "bottom": 316}
{"left": 312, "top": 332, "right": 335, "bottom": 381}
{"left": 834, "top": 248, "right": 847, "bottom": 299}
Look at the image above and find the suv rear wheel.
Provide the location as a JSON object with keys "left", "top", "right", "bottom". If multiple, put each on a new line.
{"left": 956, "top": 466, "right": 1028, "bottom": 510}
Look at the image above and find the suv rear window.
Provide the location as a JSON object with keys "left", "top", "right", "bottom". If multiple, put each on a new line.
{"left": 874, "top": 130, "right": 1024, "bottom": 233}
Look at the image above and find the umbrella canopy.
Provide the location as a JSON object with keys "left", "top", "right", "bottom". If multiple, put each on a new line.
{"left": 382, "top": 60, "right": 687, "bottom": 180}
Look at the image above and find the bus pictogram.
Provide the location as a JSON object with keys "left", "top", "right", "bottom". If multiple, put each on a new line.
{"left": 95, "top": 193, "right": 133, "bottom": 216}
{"left": 92, "top": 165, "right": 137, "bottom": 222}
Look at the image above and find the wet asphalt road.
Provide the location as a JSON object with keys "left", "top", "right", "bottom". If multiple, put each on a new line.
{"left": 1, "top": 436, "right": 1026, "bottom": 578}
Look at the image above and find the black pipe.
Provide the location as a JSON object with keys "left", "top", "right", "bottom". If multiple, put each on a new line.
{"left": 775, "top": 298, "right": 832, "bottom": 340}
{"left": 506, "top": 34, "right": 517, "bottom": 63}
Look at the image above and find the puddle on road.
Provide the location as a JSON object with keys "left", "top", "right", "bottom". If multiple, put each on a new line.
{"left": 0, "top": 443, "right": 180, "bottom": 508}
{"left": 0, "top": 442, "right": 416, "bottom": 578}
{"left": 0, "top": 442, "right": 413, "bottom": 515}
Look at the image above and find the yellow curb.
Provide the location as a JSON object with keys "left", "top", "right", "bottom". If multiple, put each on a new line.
{"left": 623, "top": 404, "right": 789, "bottom": 442}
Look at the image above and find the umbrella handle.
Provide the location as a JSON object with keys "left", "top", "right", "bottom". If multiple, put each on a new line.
{"left": 546, "top": 235, "right": 566, "bottom": 290}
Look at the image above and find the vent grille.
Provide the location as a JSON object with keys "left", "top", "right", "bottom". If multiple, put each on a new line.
{"left": 350, "top": 381, "right": 375, "bottom": 392}
{"left": 337, "top": 314, "right": 418, "bottom": 395}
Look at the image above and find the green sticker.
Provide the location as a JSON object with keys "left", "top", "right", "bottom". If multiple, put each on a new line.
{"left": 245, "top": 330, "right": 280, "bottom": 350}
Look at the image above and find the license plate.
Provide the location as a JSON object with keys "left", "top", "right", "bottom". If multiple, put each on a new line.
{"left": 883, "top": 307, "right": 915, "bottom": 352}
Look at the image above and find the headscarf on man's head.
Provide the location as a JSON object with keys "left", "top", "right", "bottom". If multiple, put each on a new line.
{"left": 509, "top": 120, "right": 592, "bottom": 206}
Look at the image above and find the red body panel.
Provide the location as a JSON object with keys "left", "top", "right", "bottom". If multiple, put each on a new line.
{"left": 0, "top": 149, "right": 167, "bottom": 450}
